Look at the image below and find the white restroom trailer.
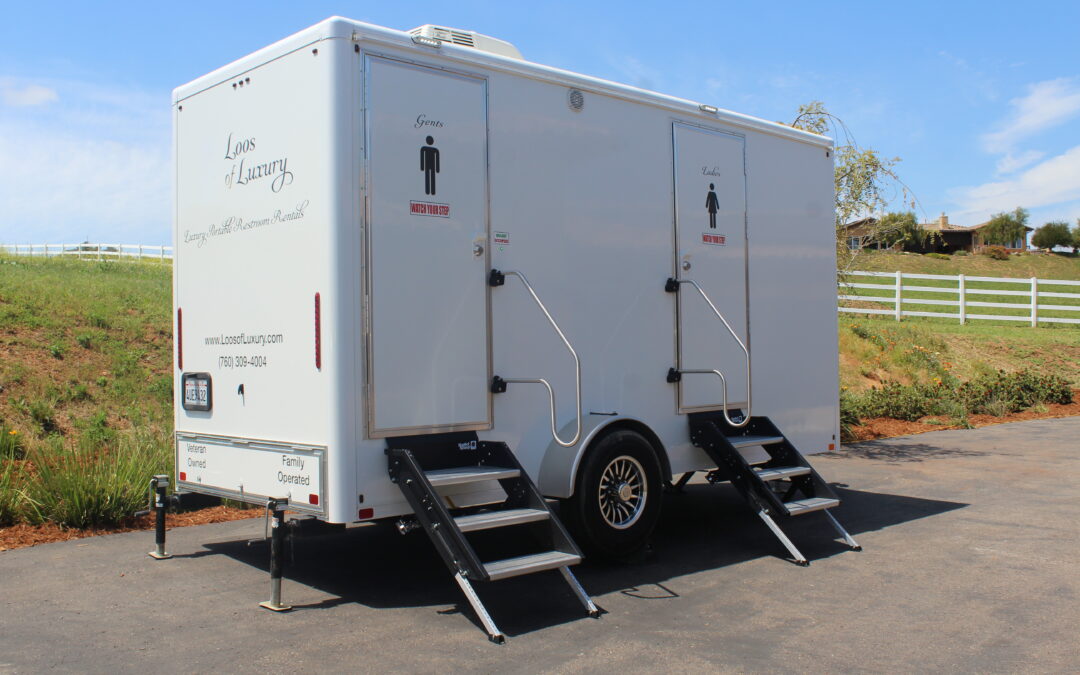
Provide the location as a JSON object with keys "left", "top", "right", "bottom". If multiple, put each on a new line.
{"left": 171, "top": 17, "right": 852, "bottom": 637}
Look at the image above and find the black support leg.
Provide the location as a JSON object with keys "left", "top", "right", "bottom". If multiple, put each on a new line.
{"left": 259, "top": 499, "right": 292, "bottom": 612}
{"left": 147, "top": 475, "right": 172, "bottom": 560}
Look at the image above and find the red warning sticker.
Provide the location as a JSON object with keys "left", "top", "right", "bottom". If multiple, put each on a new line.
{"left": 702, "top": 233, "right": 727, "bottom": 246}
{"left": 410, "top": 201, "right": 450, "bottom": 218}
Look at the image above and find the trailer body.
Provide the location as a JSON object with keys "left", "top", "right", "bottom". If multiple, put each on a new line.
{"left": 173, "top": 18, "right": 838, "bottom": 527}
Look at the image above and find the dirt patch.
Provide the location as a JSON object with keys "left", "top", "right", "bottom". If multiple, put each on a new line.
{"left": 0, "top": 506, "right": 261, "bottom": 553}
{"left": 849, "top": 390, "right": 1080, "bottom": 441}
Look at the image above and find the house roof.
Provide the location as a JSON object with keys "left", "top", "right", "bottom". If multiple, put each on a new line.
{"left": 971, "top": 221, "right": 1035, "bottom": 232}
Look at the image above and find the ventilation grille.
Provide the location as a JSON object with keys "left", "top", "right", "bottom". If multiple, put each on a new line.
{"left": 568, "top": 89, "right": 585, "bottom": 112}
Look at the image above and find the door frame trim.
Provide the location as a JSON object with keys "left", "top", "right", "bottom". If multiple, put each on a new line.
{"left": 670, "top": 121, "right": 751, "bottom": 415}
{"left": 361, "top": 52, "right": 494, "bottom": 439}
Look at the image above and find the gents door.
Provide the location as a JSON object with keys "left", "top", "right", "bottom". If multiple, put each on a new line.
{"left": 672, "top": 123, "right": 749, "bottom": 412}
{"left": 365, "top": 56, "right": 490, "bottom": 435}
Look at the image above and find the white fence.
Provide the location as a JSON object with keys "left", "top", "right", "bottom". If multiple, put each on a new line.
{"left": 840, "top": 270, "right": 1080, "bottom": 326}
{"left": 0, "top": 243, "right": 172, "bottom": 261}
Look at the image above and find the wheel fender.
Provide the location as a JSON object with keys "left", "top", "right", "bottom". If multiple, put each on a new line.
{"left": 537, "top": 415, "right": 666, "bottom": 499}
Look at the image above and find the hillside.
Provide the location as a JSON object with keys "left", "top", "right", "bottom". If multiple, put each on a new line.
{"left": 0, "top": 253, "right": 1076, "bottom": 533}
{"left": 852, "top": 249, "right": 1080, "bottom": 279}
{"left": 0, "top": 256, "right": 174, "bottom": 528}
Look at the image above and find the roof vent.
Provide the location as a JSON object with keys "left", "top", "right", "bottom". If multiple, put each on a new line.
{"left": 409, "top": 25, "right": 523, "bottom": 60}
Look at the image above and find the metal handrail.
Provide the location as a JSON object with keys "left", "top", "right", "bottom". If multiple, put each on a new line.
{"left": 498, "top": 270, "right": 582, "bottom": 447}
{"left": 674, "top": 278, "right": 751, "bottom": 428}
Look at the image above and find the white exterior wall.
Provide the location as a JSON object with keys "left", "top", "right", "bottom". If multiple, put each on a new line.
{"left": 173, "top": 18, "right": 837, "bottom": 524}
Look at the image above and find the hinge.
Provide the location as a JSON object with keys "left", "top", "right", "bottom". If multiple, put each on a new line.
{"left": 664, "top": 277, "right": 680, "bottom": 293}
{"left": 488, "top": 269, "right": 505, "bottom": 287}
{"left": 490, "top": 376, "right": 507, "bottom": 393}
{"left": 666, "top": 368, "right": 681, "bottom": 383}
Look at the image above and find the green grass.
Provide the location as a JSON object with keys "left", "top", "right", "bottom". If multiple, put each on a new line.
{"left": 840, "top": 317, "right": 1080, "bottom": 390}
{"left": 0, "top": 254, "right": 174, "bottom": 527}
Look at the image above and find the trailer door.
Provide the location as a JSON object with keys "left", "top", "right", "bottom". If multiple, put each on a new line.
{"left": 672, "top": 123, "right": 749, "bottom": 412}
{"left": 365, "top": 57, "right": 490, "bottom": 435}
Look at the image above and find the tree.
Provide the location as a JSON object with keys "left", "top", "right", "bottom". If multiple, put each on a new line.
{"left": 789, "top": 101, "right": 916, "bottom": 269}
{"left": 1031, "top": 221, "right": 1073, "bottom": 251}
{"left": 981, "top": 207, "right": 1029, "bottom": 247}
{"left": 1073, "top": 219, "right": 1080, "bottom": 253}
{"left": 877, "top": 211, "right": 929, "bottom": 249}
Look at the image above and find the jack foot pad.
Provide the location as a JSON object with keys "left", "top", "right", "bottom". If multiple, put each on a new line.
{"left": 148, "top": 551, "right": 172, "bottom": 560}
{"left": 259, "top": 601, "right": 293, "bottom": 612}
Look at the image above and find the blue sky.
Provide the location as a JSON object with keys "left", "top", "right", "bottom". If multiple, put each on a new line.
{"left": 1, "top": 1, "right": 1078, "bottom": 245}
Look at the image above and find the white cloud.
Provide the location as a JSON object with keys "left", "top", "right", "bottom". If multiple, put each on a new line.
{"left": 0, "top": 79, "right": 58, "bottom": 106}
{"left": 0, "top": 78, "right": 170, "bottom": 244}
{"left": 982, "top": 77, "right": 1080, "bottom": 153}
{"left": 949, "top": 144, "right": 1080, "bottom": 222}
{"left": 994, "top": 149, "right": 1045, "bottom": 175}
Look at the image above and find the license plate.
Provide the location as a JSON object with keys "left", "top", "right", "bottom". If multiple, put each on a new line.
{"left": 182, "top": 373, "right": 212, "bottom": 411}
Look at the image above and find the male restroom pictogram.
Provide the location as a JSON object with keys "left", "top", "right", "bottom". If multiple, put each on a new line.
{"left": 420, "top": 136, "right": 441, "bottom": 195}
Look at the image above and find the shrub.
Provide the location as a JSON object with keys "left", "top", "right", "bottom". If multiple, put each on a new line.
{"left": 76, "top": 333, "right": 93, "bottom": 349}
{"left": 48, "top": 343, "right": 64, "bottom": 359}
{"left": 982, "top": 245, "right": 1009, "bottom": 260}
{"left": 28, "top": 399, "right": 58, "bottom": 434}
{"left": 925, "top": 252, "right": 950, "bottom": 260}
{"left": 22, "top": 431, "right": 167, "bottom": 528}
{"left": 1, "top": 424, "right": 25, "bottom": 460}
{"left": 0, "top": 460, "right": 24, "bottom": 525}
{"left": 851, "top": 382, "right": 945, "bottom": 422}
{"left": 958, "top": 370, "right": 1072, "bottom": 414}
{"left": 954, "top": 250, "right": 969, "bottom": 256}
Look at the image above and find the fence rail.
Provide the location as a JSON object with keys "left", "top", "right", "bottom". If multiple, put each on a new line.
{"left": 840, "top": 270, "right": 1080, "bottom": 326}
{"left": 0, "top": 243, "right": 172, "bottom": 261}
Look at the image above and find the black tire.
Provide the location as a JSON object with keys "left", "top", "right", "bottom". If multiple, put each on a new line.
{"left": 562, "top": 429, "right": 663, "bottom": 560}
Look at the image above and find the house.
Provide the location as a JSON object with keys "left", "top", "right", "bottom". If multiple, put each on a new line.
{"left": 970, "top": 220, "right": 1032, "bottom": 252}
{"left": 843, "top": 213, "right": 1032, "bottom": 254}
{"left": 844, "top": 213, "right": 973, "bottom": 253}
{"left": 843, "top": 216, "right": 882, "bottom": 251}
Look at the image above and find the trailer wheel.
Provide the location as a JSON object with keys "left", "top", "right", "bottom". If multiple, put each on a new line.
{"left": 562, "top": 429, "right": 662, "bottom": 559}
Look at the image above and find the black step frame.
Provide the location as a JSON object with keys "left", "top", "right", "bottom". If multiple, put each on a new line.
{"left": 688, "top": 412, "right": 838, "bottom": 518}
{"left": 386, "top": 431, "right": 582, "bottom": 582}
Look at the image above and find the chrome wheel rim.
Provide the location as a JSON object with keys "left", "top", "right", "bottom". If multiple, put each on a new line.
{"left": 598, "top": 455, "right": 647, "bottom": 530}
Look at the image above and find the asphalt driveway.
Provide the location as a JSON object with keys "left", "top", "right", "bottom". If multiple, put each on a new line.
{"left": 1, "top": 417, "right": 1078, "bottom": 673}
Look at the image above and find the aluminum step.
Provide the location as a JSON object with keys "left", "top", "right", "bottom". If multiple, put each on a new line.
{"left": 784, "top": 497, "right": 839, "bottom": 515}
{"left": 728, "top": 434, "right": 785, "bottom": 449}
{"left": 755, "top": 465, "right": 812, "bottom": 481}
{"left": 454, "top": 508, "right": 550, "bottom": 533}
{"left": 425, "top": 466, "right": 520, "bottom": 487}
{"left": 483, "top": 550, "right": 581, "bottom": 581}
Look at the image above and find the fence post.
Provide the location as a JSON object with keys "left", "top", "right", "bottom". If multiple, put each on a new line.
{"left": 1030, "top": 277, "right": 1038, "bottom": 327}
{"left": 138, "top": 244, "right": 143, "bottom": 260}
{"left": 895, "top": 271, "right": 903, "bottom": 321}
{"left": 160, "top": 245, "right": 165, "bottom": 261}
{"left": 958, "top": 274, "right": 966, "bottom": 325}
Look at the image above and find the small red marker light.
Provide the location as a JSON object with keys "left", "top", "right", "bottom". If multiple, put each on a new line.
{"left": 179, "top": 471, "right": 187, "bottom": 480}
{"left": 308, "top": 493, "right": 319, "bottom": 505}
{"left": 358, "top": 508, "right": 374, "bottom": 520}
{"left": 828, "top": 443, "right": 835, "bottom": 451}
